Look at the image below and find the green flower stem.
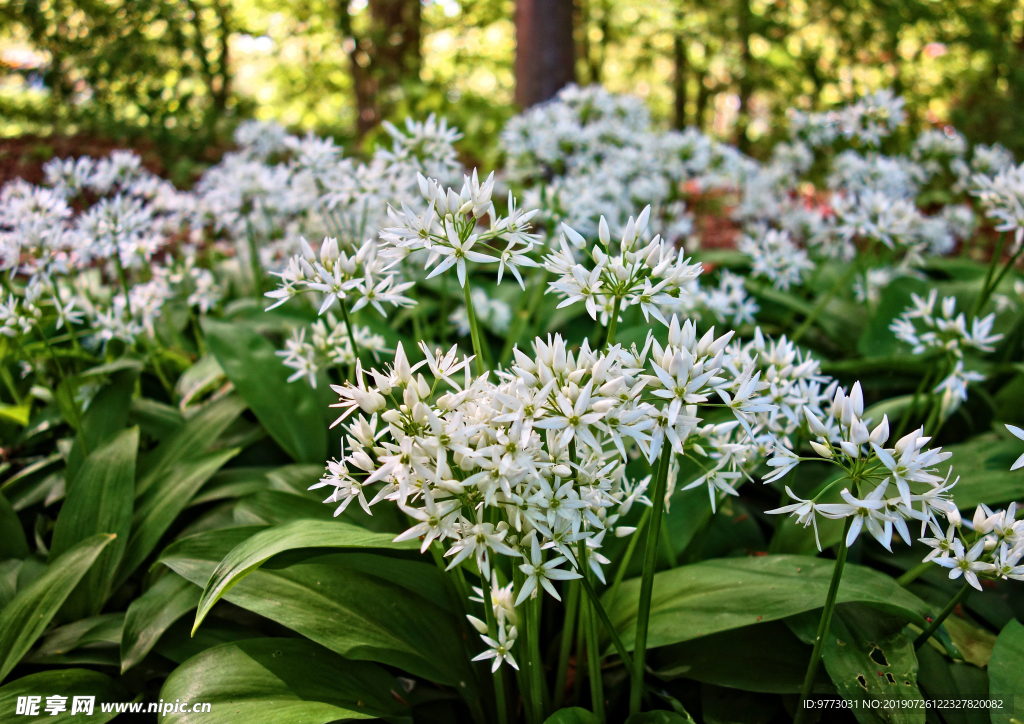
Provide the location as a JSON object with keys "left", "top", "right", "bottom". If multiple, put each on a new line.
{"left": 979, "top": 239, "right": 1024, "bottom": 316}
{"left": 245, "top": 218, "right": 264, "bottom": 300}
{"left": 577, "top": 540, "right": 633, "bottom": 670}
{"left": 338, "top": 297, "right": 360, "bottom": 383}
{"left": 604, "top": 296, "right": 622, "bottom": 350}
{"left": 913, "top": 583, "right": 972, "bottom": 650}
{"left": 896, "top": 560, "right": 933, "bottom": 587}
{"left": 463, "top": 281, "right": 489, "bottom": 376}
{"left": 581, "top": 577, "right": 605, "bottom": 723}
{"left": 482, "top": 586, "right": 509, "bottom": 724}
{"left": 514, "top": 565, "right": 538, "bottom": 724}
{"left": 609, "top": 506, "right": 651, "bottom": 606}
{"left": 792, "top": 262, "right": 860, "bottom": 343}
{"left": 190, "top": 311, "right": 207, "bottom": 358}
{"left": 793, "top": 516, "right": 854, "bottom": 724}
{"left": 553, "top": 579, "right": 580, "bottom": 709}
{"left": 531, "top": 590, "right": 550, "bottom": 717}
{"left": 629, "top": 446, "right": 672, "bottom": 715}
{"left": 113, "top": 253, "right": 133, "bottom": 317}
{"left": 972, "top": 232, "right": 1006, "bottom": 318}
{"left": 894, "top": 368, "right": 935, "bottom": 439}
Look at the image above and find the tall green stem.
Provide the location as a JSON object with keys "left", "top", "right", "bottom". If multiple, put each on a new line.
{"left": 897, "top": 560, "right": 932, "bottom": 587}
{"left": 245, "top": 218, "right": 264, "bottom": 300}
{"left": 580, "top": 572, "right": 605, "bottom": 723}
{"left": 913, "top": 583, "right": 971, "bottom": 650}
{"left": 971, "top": 232, "right": 1005, "bottom": 318}
{"left": 604, "top": 297, "right": 622, "bottom": 350}
{"left": 338, "top": 297, "right": 360, "bottom": 383}
{"left": 793, "top": 517, "right": 854, "bottom": 724}
{"left": 629, "top": 447, "right": 672, "bottom": 715}
{"left": 792, "top": 262, "right": 860, "bottom": 343}
{"left": 482, "top": 585, "right": 509, "bottom": 724}
{"left": 609, "top": 506, "right": 651, "bottom": 606}
{"left": 113, "top": 253, "right": 132, "bottom": 317}
{"left": 553, "top": 579, "right": 579, "bottom": 709}
{"left": 531, "top": 592, "right": 549, "bottom": 717}
{"left": 978, "top": 239, "right": 1024, "bottom": 317}
{"left": 463, "top": 281, "right": 488, "bottom": 376}
{"left": 576, "top": 540, "right": 633, "bottom": 670}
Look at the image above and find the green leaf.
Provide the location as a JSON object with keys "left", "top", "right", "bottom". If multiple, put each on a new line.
{"left": 650, "top": 621, "right": 829, "bottom": 694}
{"left": 135, "top": 394, "right": 246, "bottom": 498}
{"left": 159, "top": 638, "right": 410, "bottom": 724}
{"left": 203, "top": 318, "right": 327, "bottom": 463}
{"left": 604, "top": 555, "right": 930, "bottom": 652}
{"left": 159, "top": 528, "right": 475, "bottom": 689}
{"left": 0, "top": 492, "right": 28, "bottom": 559}
{"left": 49, "top": 427, "right": 138, "bottom": 619}
{"left": 857, "top": 276, "right": 931, "bottom": 357}
{"left": 0, "top": 668, "right": 129, "bottom": 723}
{"left": 989, "top": 619, "right": 1024, "bottom": 724}
{"left": 0, "top": 403, "right": 30, "bottom": 426}
{"left": 193, "top": 519, "right": 417, "bottom": 634}
{"left": 64, "top": 368, "right": 137, "bottom": 489}
{"left": 128, "top": 397, "right": 184, "bottom": 440}
{"left": 789, "top": 605, "right": 925, "bottom": 724}
{"left": 27, "top": 613, "right": 124, "bottom": 662}
{"left": 916, "top": 646, "right": 989, "bottom": 724}
{"left": 0, "top": 533, "right": 116, "bottom": 683}
{"left": 941, "top": 434, "right": 1024, "bottom": 508}
{"left": 699, "top": 684, "right": 778, "bottom": 724}
{"left": 115, "top": 447, "right": 239, "bottom": 590}
{"left": 545, "top": 708, "right": 599, "bottom": 723}
{"left": 121, "top": 572, "right": 201, "bottom": 673}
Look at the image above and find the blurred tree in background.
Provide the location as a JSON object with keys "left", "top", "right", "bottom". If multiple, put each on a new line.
{"left": 0, "top": 0, "right": 1021, "bottom": 180}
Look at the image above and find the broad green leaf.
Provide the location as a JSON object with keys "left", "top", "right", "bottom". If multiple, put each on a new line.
{"left": 64, "top": 368, "right": 138, "bottom": 489}
{"left": 154, "top": 617, "right": 260, "bottom": 664}
{"left": 121, "top": 572, "right": 201, "bottom": 673}
{"left": 789, "top": 605, "right": 925, "bottom": 724}
{"left": 938, "top": 613, "right": 997, "bottom": 668}
{"left": 650, "top": 621, "right": 829, "bottom": 694}
{"left": 0, "top": 668, "right": 129, "bottom": 723}
{"left": 176, "top": 354, "right": 226, "bottom": 408}
{"left": 700, "top": 684, "right": 777, "bottom": 724}
{"left": 27, "top": 613, "right": 124, "bottom": 662}
{"left": 941, "top": 434, "right": 1024, "bottom": 508}
{"left": 0, "top": 533, "right": 116, "bottom": 683}
{"left": 0, "top": 492, "right": 28, "bottom": 559}
{"left": 159, "top": 528, "right": 474, "bottom": 689}
{"left": 989, "top": 619, "right": 1024, "bottom": 724}
{"left": 189, "top": 467, "right": 272, "bottom": 507}
{"left": 193, "top": 519, "right": 417, "bottom": 634}
{"left": 115, "top": 447, "right": 239, "bottom": 590}
{"left": 0, "top": 403, "right": 30, "bottom": 426}
{"left": 916, "top": 646, "right": 989, "bottom": 724}
{"left": 231, "top": 489, "right": 335, "bottom": 525}
{"left": 546, "top": 708, "right": 599, "bottom": 724}
{"left": 857, "top": 276, "right": 931, "bottom": 357}
{"left": 604, "top": 555, "right": 929, "bottom": 652}
{"left": 203, "top": 318, "right": 327, "bottom": 463}
{"left": 135, "top": 394, "right": 245, "bottom": 498}
{"left": 128, "top": 397, "right": 184, "bottom": 440}
{"left": 159, "top": 638, "right": 409, "bottom": 724}
{"left": 0, "top": 559, "right": 20, "bottom": 609}
{"left": 49, "top": 427, "right": 138, "bottom": 619}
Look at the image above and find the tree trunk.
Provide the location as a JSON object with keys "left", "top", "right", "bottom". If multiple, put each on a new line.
{"left": 673, "top": 19, "right": 687, "bottom": 129}
{"left": 515, "top": 0, "right": 576, "bottom": 108}
{"left": 337, "top": 0, "right": 421, "bottom": 137}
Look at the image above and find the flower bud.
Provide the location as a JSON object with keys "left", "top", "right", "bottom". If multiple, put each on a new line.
{"left": 810, "top": 440, "right": 833, "bottom": 458}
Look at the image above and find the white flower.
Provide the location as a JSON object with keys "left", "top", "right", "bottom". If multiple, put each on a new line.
{"left": 1006, "top": 424, "right": 1024, "bottom": 470}
{"left": 472, "top": 622, "right": 519, "bottom": 673}
{"left": 932, "top": 538, "right": 995, "bottom": 591}
{"left": 515, "top": 534, "right": 582, "bottom": 604}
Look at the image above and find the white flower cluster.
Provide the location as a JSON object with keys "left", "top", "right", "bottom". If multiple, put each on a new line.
{"left": 788, "top": 89, "right": 906, "bottom": 148}
{"left": 0, "top": 151, "right": 218, "bottom": 351}
{"left": 503, "top": 84, "right": 753, "bottom": 245}
{"left": 972, "top": 162, "right": 1024, "bottom": 248}
{"left": 924, "top": 502, "right": 1024, "bottom": 590}
{"left": 738, "top": 227, "right": 814, "bottom": 291}
{"left": 543, "top": 206, "right": 703, "bottom": 328}
{"left": 276, "top": 313, "right": 390, "bottom": 388}
{"left": 767, "top": 382, "right": 959, "bottom": 552}
{"left": 380, "top": 170, "right": 539, "bottom": 289}
{"left": 315, "top": 315, "right": 795, "bottom": 668}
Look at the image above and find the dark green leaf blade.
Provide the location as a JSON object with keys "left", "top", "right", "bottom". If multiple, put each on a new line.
{"left": 121, "top": 572, "right": 201, "bottom": 673}
{"left": 989, "top": 619, "right": 1024, "bottom": 724}
{"left": 0, "top": 492, "right": 28, "bottom": 560}
{"left": 116, "top": 447, "right": 239, "bottom": 590}
{"left": 0, "top": 668, "right": 129, "bottom": 723}
{"left": 0, "top": 533, "right": 116, "bottom": 683}
{"left": 49, "top": 427, "right": 138, "bottom": 619}
{"left": 203, "top": 318, "right": 327, "bottom": 463}
{"left": 158, "top": 638, "right": 409, "bottom": 724}
{"left": 604, "top": 555, "right": 930, "bottom": 652}
{"left": 193, "top": 519, "right": 417, "bottom": 633}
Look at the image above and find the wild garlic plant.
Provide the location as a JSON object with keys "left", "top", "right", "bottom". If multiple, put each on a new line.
{"left": 314, "top": 312, "right": 793, "bottom": 718}
{"left": 543, "top": 206, "right": 703, "bottom": 345}
{"left": 890, "top": 290, "right": 1003, "bottom": 424}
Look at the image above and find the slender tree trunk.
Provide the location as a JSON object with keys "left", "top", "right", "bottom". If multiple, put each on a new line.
{"left": 337, "top": 0, "right": 421, "bottom": 137}
{"left": 737, "top": 0, "right": 754, "bottom": 151}
{"left": 515, "top": 0, "right": 576, "bottom": 108}
{"left": 673, "top": 15, "right": 687, "bottom": 129}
